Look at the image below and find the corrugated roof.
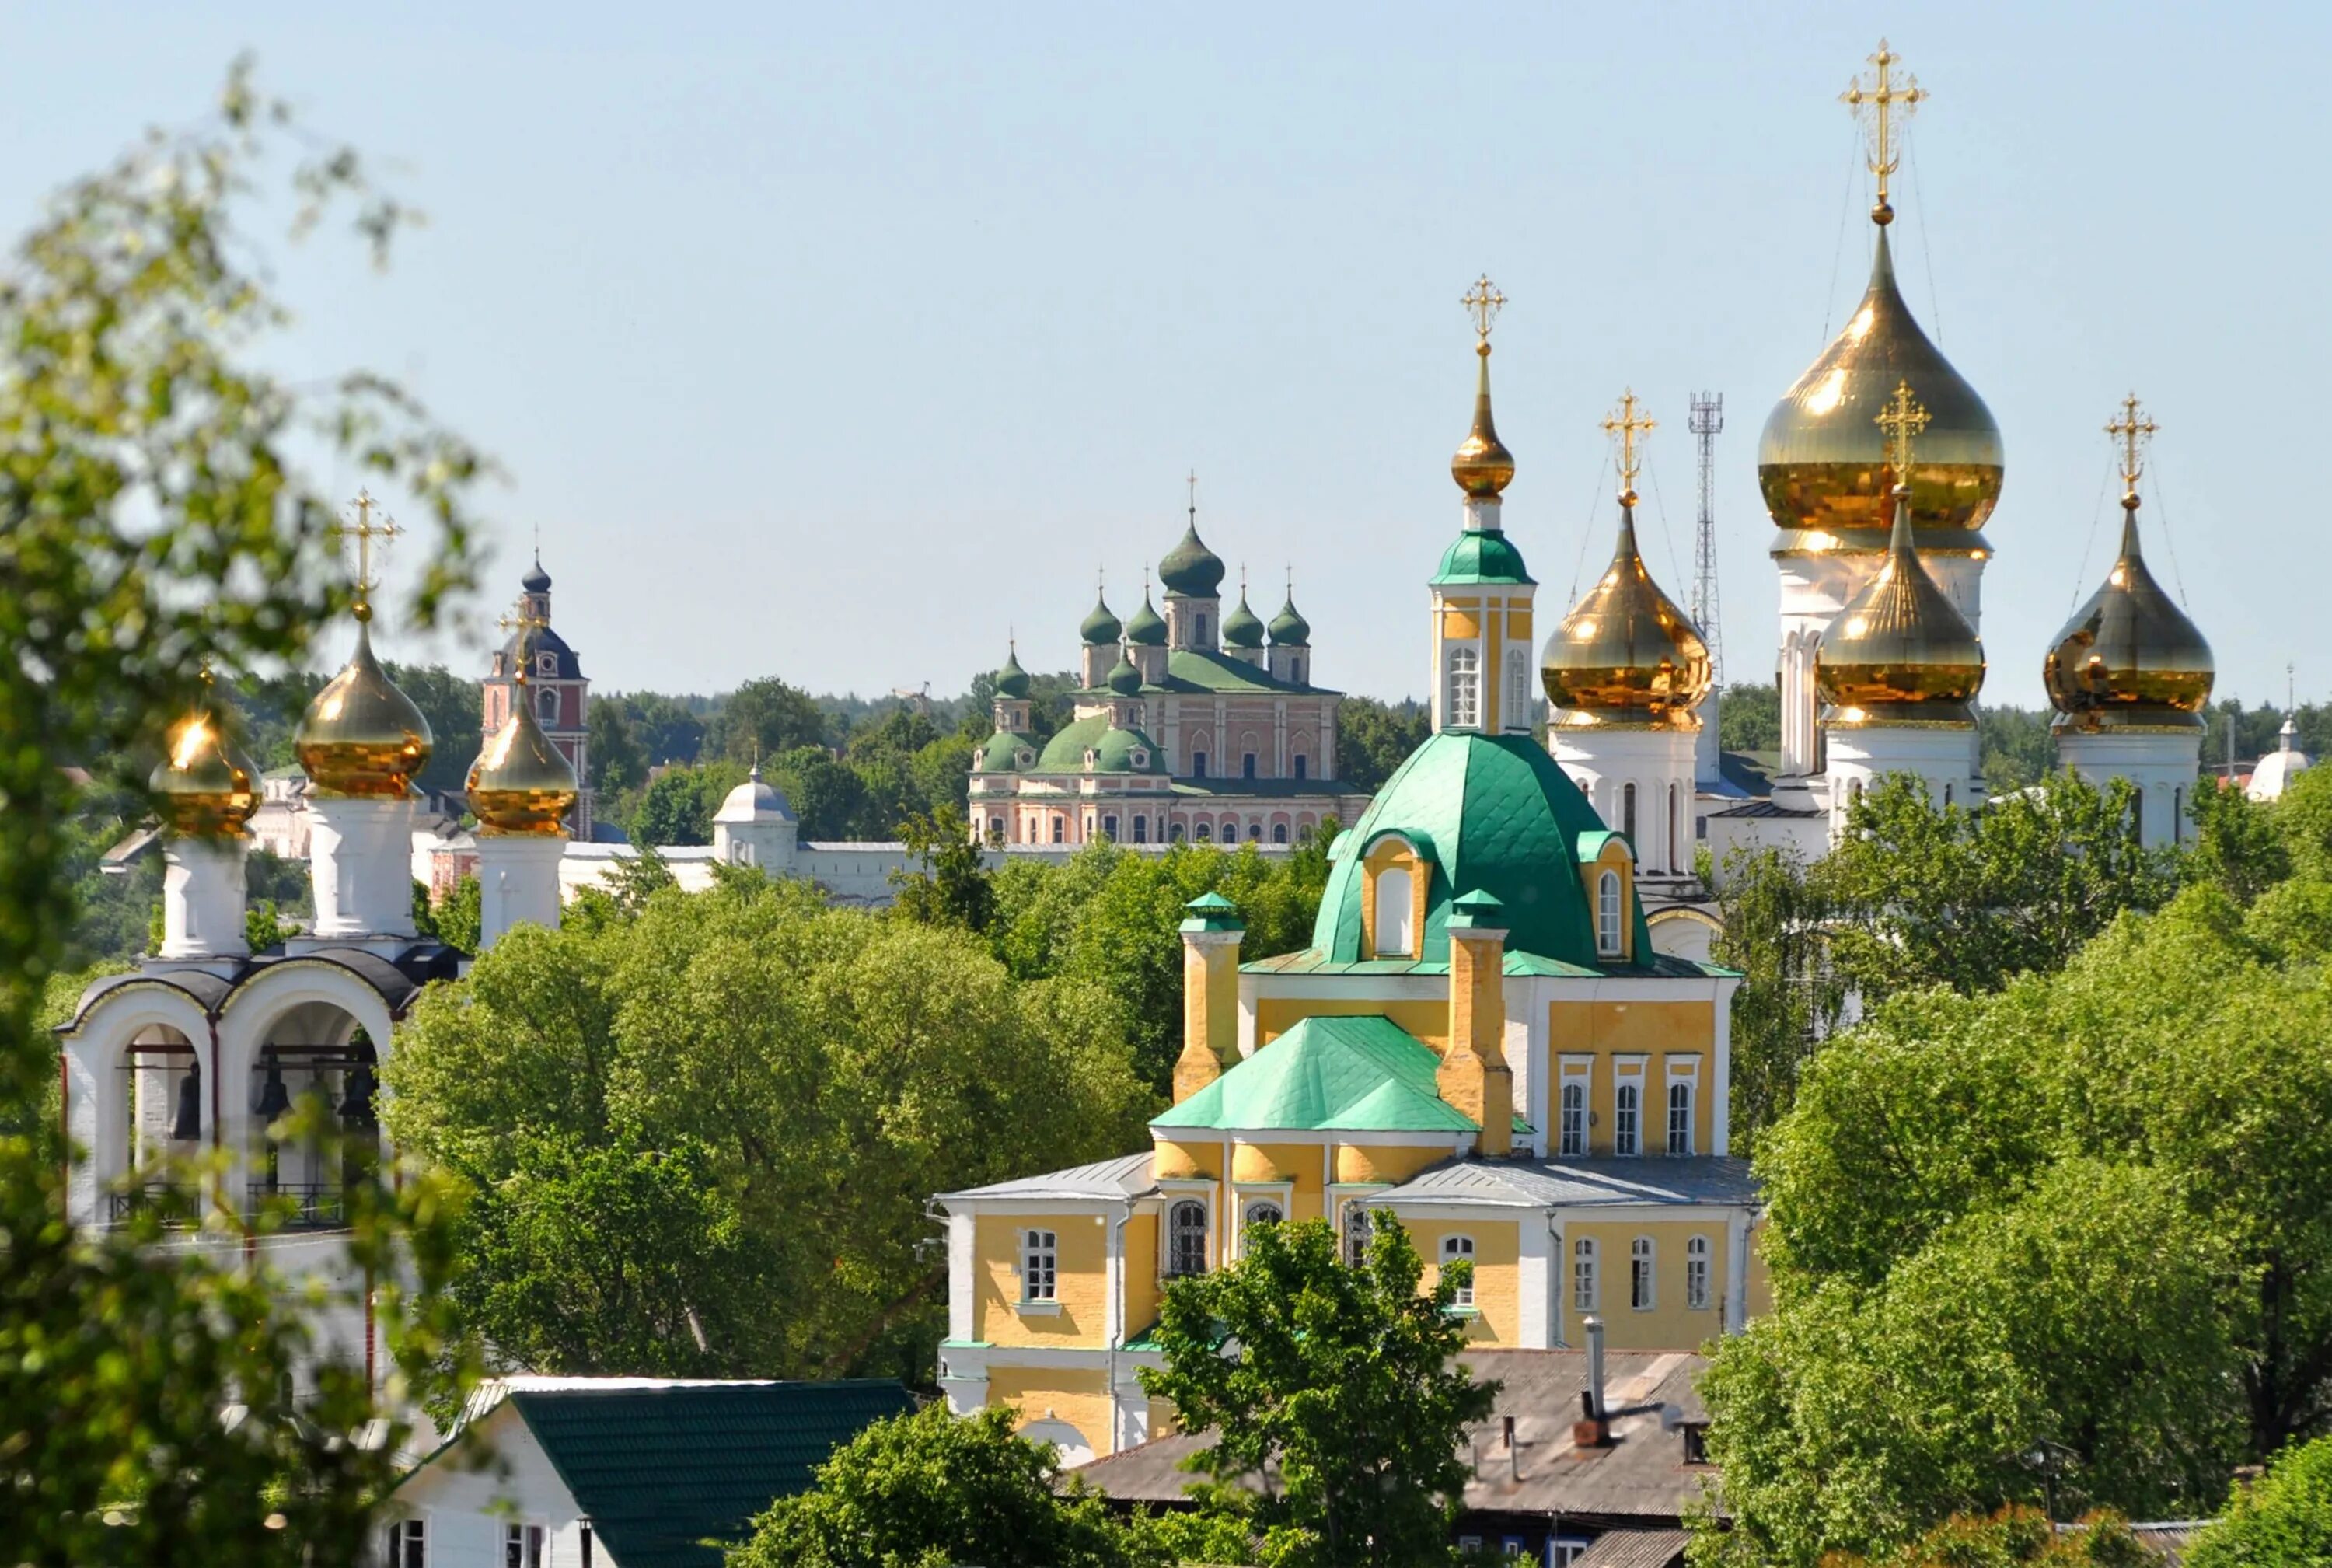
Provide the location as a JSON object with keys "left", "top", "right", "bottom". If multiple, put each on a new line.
{"left": 937, "top": 1152, "right": 1156, "bottom": 1203}
{"left": 1151, "top": 1014, "right": 1477, "bottom": 1134}
{"left": 1376, "top": 1156, "right": 1758, "bottom": 1210}
{"left": 510, "top": 1380, "right": 914, "bottom": 1568}
{"left": 1570, "top": 1527, "right": 1689, "bottom": 1567}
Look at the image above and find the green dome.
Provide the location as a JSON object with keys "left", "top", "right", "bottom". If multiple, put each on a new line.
{"left": 1080, "top": 594, "right": 1122, "bottom": 646}
{"left": 1269, "top": 593, "right": 1311, "bottom": 646}
{"left": 1125, "top": 592, "right": 1168, "bottom": 646}
{"left": 1158, "top": 525, "right": 1225, "bottom": 597}
{"left": 1222, "top": 593, "right": 1265, "bottom": 648}
{"left": 1432, "top": 529, "right": 1536, "bottom": 587}
{"left": 1036, "top": 714, "right": 1110, "bottom": 771}
{"left": 1308, "top": 732, "right": 1650, "bottom": 968}
{"left": 978, "top": 729, "right": 1032, "bottom": 771}
{"left": 992, "top": 647, "right": 1032, "bottom": 699}
{"left": 1091, "top": 725, "right": 1168, "bottom": 774}
{"left": 1105, "top": 650, "right": 1144, "bottom": 695}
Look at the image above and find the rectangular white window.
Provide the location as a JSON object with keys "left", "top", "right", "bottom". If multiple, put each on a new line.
{"left": 1021, "top": 1230, "right": 1057, "bottom": 1303}
{"left": 1441, "top": 1234, "right": 1475, "bottom": 1307}
{"left": 1614, "top": 1081, "right": 1640, "bottom": 1156}
{"left": 1597, "top": 870, "right": 1625, "bottom": 956}
{"left": 1630, "top": 1237, "right": 1655, "bottom": 1311}
{"left": 1572, "top": 1237, "right": 1597, "bottom": 1311}
{"left": 1667, "top": 1081, "right": 1692, "bottom": 1156}
{"left": 1551, "top": 1538, "right": 1590, "bottom": 1566}
{"left": 1687, "top": 1235, "right": 1712, "bottom": 1311}
{"left": 504, "top": 1524, "right": 545, "bottom": 1568}
{"left": 1343, "top": 1202, "right": 1373, "bottom": 1267}
{"left": 1447, "top": 647, "right": 1480, "bottom": 729}
{"left": 383, "top": 1520, "right": 425, "bottom": 1568}
{"left": 1560, "top": 1080, "right": 1587, "bottom": 1158}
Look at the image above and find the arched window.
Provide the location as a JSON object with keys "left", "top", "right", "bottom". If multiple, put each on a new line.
{"left": 1132, "top": 816, "right": 1149, "bottom": 844}
{"left": 1169, "top": 822, "right": 1185, "bottom": 841}
{"left": 1447, "top": 647, "right": 1480, "bottom": 729}
{"left": 1667, "top": 1081, "right": 1692, "bottom": 1155}
{"left": 1441, "top": 1234, "right": 1476, "bottom": 1308}
{"left": 1622, "top": 782, "right": 1638, "bottom": 842}
{"left": 1630, "top": 1237, "right": 1656, "bottom": 1310}
{"left": 536, "top": 686, "right": 559, "bottom": 723}
{"left": 1191, "top": 748, "right": 1209, "bottom": 777}
{"left": 1667, "top": 783, "right": 1680, "bottom": 872}
{"left": 1943, "top": 782, "right": 1954, "bottom": 808}
{"left": 1222, "top": 815, "right": 1239, "bottom": 840}
{"left": 1343, "top": 1203, "right": 1372, "bottom": 1266}
{"left": 1021, "top": 1230, "right": 1057, "bottom": 1304}
{"left": 1560, "top": 1080, "right": 1587, "bottom": 1158}
{"left": 1242, "top": 753, "right": 1258, "bottom": 779}
{"left": 1506, "top": 651, "right": 1528, "bottom": 729}
{"left": 1168, "top": 1200, "right": 1208, "bottom": 1277}
{"left": 1597, "top": 871, "right": 1624, "bottom": 958}
{"left": 2173, "top": 786, "right": 2185, "bottom": 843}
{"left": 1196, "top": 613, "right": 1208, "bottom": 644}
{"left": 1241, "top": 1200, "right": 1283, "bottom": 1248}
{"left": 1572, "top": 1236, "right": 1598, "bottom": 1311}
{"left": 1615, "top": 1081, "right": 1640, "bottom": 1156}
{"left": 1272, "top": 823, "right": 1289, "bottom": 844}
{"left": 1292, "top": 753, "right": 1308, "bottom": 781}
{"left": 1051, "top": 815, "right": 1065, "bottom": 844}
{"left": 1195, "top": 822, "right": 1213, "bottom": 843}
{"left": 1375, "top": 866, "right": 1414, "bottom": 956}
{"left": 1101, "top": 814, "right": 1119, "bottom": 841}
{"left": 2129, "top": 784, "right": 2145, "bottom": 843}
{"left": 1686, "top": 1235, "right": 1712, "bottom": 1311}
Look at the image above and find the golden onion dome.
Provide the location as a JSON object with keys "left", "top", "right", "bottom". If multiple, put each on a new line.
{"left": 466, "top": 683, "right": 578, "bottom": 835}
{"left": 1451, "top": 343, "right": 1517, "bottom": 498}
{"left": 2043, "top": 497, "right": 2213, "bottom": 730}
{"left": 1541, "top": 499, "right": 1712, "bottom": 728}
{"left": 149, "top": 708, "right": 260, "bottom": 838}
{"left": 1758, "top": 230, "right": 2004, "bottom": 555}
{"left": 1815, "top": 490, "right": 1986, "bottom": 725}
{"left": 295, "top": 613, "right": 435, "bottom": 798}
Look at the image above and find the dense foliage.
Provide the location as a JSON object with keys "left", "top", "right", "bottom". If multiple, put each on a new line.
{"left": 1829, "top": 1507, "right": 2156, "bottom": 1568}
{"left": 2184, "top": 1431, "right": 2332, "bottom": 1567}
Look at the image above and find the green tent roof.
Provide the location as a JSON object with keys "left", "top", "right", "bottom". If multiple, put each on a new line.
{"left": 1152, "top": 1014, "right": 1477, "bottom": 1133}
{"left": 1431, "top": 529, "right": 1536, "bottom": 586}
{"left": 1163, "top": 648, "right": 1323, "bottom": 694}
{"left": 506, "top": 1381, "right": 914, "bottom": 1568}
{"left": 1307, "top": 731, "right": 1653, "bottom": 967}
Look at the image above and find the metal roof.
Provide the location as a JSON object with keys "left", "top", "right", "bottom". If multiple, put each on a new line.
{"left": 1377, "top": 1155, "right": 1758, "bottom": 1210}
{"left": 937, "top": 1151, "right": 1155, "bottom": 1203}
{"left": 1150, "top": 1014, "right": 1478, "bottom": 1135}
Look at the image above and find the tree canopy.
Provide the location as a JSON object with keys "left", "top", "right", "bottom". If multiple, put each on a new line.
{"left": 2184, "top": 1430, "right": 2332, "bottom": 1568}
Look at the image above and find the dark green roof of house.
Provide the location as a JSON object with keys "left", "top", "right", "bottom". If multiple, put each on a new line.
{"left": 1162, "top": 648, "right": 1328, "bottom": 694}
{"left": 1126, "top": 592, "right": 1168, "bottom": 645}
{"left": 1152, "top": 1014, "right": 1477, "bottom": 1133}
{"left": 992, "top": 648, "right": 1032, "bottom": 699}
{"left": 504, "top": 1381, "right": 914, "bottom": 1568}
{"left": 977, "top": 729, "right": 1032, "bottom": 772}
{"left": 1158, "top": 524, "right": 1226, "bottom": 596}
{"left": 1080, "top": 594, "right": 1122, "bottom": 645}
{"left": 1269, "top": 594, "right": 1311, "bottom": 645}
{"left": 1222, "top": 594, "right": 1265, "bottom": 648}
{"left": 1180, "top": 891, "right": 1244, "bottom": 932}
{"left": 1037, "top": 714, "right": 1112, "bottom": 770}
{"left": 1307, "top": 731, "right": 1653, "bottom": 967}
{"left": 1431, "top": 529, "right": 1536, "bottom": 586}
{"left": 1093, "top": 725, "right": 1168, "bottom": 774}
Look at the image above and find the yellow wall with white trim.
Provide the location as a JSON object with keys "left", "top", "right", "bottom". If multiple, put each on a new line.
{"left": 1402, "top": 1215, "right": 1523, "bottom": 1344}
{"left": 975, "top": 1214, "right": 1109, "bottom": 1348}
{"left": 1546, "top": 998, "right": 1716, "bottom": 1155}
{"left": 1256, "top": 994, "right": 1449, "bottom": 1055}
{"left": 1559, "top": 1218, "right": 1728, "bottom": 1350}
{"left": 990, "top": 1364, "right": 1113, "bottom": 1455}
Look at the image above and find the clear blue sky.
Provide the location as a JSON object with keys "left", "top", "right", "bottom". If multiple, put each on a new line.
{"left": 2, "top": 2, "right": 2320, "bottom": 711}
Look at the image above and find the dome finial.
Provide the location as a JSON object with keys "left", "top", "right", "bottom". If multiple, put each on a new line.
{"left": 334, "top": 491, "right": 402, "bottom": 623}
{"left": 1875, "top": 379, "right": 1932, "bottom": 498}
{"left": 1451, "top": 275, "right": 1517, "bottom": 498}
{"left": 2107, "top": 393, "right": 2159, "bottom": 513}
{"left": 1842, "top": 38, "right": 1926, "bottom": 227}
{"left": 1601, "top": 389, "right": 1656, "bottom": 507}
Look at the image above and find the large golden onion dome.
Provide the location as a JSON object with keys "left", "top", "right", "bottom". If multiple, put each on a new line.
{"left": 1758, "top": 229, "right": 2004, "bottom": 555}
{"left": 1451, "top": 343, "right": 1517, "bottom": 498}
{"left": 2044, "top": 495, "right": 2212, "bottom": 731}
{"left": 295, "top": 611, "right": 435, "bottom": 798}
{"left": 1815, "top": 489, "right": 1986, "bottom": 725}
{"left": 150, "top": 707, "right": 260, "bottom": 837}
{"left": 466, "top": 672, "right": 578, "bottom": 835}
{"left": 1541, "top": 499, "right": 1712, "bottom": 729}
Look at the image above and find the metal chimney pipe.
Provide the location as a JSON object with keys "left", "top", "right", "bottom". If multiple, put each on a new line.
{"left": 1584, "top": 1315, "right": 1606, "bottom": 1420}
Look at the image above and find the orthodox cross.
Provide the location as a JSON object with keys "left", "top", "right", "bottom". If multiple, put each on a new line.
{"left": 1842, "top": 39, "right": 1925, "bottom": 223}
{"left": 1601, "top": 389, "right": 1656, "bottom": 497}
{"left": 2106, "top": 393, "right": 2159, "bottom": 491}
{"left": 1875, "top": 379, "right": 1932, "bottom": 484}
{"left": 497, "top": 595, "right": 550, "bottom": 686}
{"left": 335, "top": 491, "right": 401, "bottom": 617}
{"left": 1186, "top": 470, "right": 1199, "bottom": 529}
{"left": 1462, "top": 274, "right": 1506, "bottom": 344}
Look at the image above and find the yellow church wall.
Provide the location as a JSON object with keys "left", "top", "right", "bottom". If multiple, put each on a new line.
{"left": 1256, "top": 995, "right": 1449, "bottom": 1055}
{"left": 1440, "top": 609, "right": 1482, "bottom": 640}
{"left": 1561, "top": 1218, "right": 1729, "bottom": 1352}
{"left": 1546, "top": 998, "right": 1716, "bottom": 1155}
{"left": 1231, "top": 1140, "right": 1328, "bottom": 1220}
{"left": 1506, "top": 607, "right": 1532, "bottom": 642}
{"left": 974, "top": 1214, "right": 1109, "bottom": 1349}
{"left": 989, "top": 1364, "right": 1113, "bottom": 1454}
{"left": 1124, "top": 1210, "right": 1161, "bottom": 1337}
{"left": 1152, "top": 1137, "right": 1218, "bottom": 1180}
{"left": 1334, "top": 1142, "right": 1456, "bottom": 1185}
{"left": 1404, "top": 1216, "right": 1522, "bottom": 1345}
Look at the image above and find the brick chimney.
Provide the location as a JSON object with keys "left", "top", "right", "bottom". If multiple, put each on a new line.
{"left": 1172, "top": 893, "right": 1245, "bottom": 1104}
{"left": 1440, "top": 888, "right": 1513, "bottom": 1157}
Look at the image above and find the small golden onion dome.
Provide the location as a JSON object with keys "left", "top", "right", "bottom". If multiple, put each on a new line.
{"left": 1541, "top": 498, "right": 1712, "bottom": 728}
{"left": 2043, "top": 497, "right": 2213, "bottom": 730}
{"left": 1815, "top": 491, "right": 1986, "bottom": 725}
{"left": 1451, "top": 344, "right": 1517, "bottom": 498}
{"left": 149, "top": 709, "right": 260, "bottom": 837}
{"left": 466, "top": 686, "right": 578, "bottom": 835}
{"left": 1758, "top": 230, "right": 2004, "bottom": 554}
{"left": 295, "top": 615, "right": 435, "bottom": 798}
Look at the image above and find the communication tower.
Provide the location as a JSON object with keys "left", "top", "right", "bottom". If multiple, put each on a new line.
{"left": 1688, "top": 393, "right": 1726, "bottom": 685}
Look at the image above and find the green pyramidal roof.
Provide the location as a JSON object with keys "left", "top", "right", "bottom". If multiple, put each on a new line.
{"left": 1152, "top": 1014, "right": 1476, "bottom": 1133}
{"left": 1432, "top": 529, "right": 1535, "bottom": 586}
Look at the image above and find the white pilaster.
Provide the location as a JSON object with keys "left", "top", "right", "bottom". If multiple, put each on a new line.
{"left": 305, "top": 794, "right": 420, "bottom": 942}
{"left": 2058, "top": 727, "right": 2204, "bottom": 850}
{"left": 159, "top": 834, "right": 250, "bottom": 964}
{"left": 1550, "top": 725, "right": 1700, "bottom": 875}
{"left": 474, "top": 834, "right": 567, "bottom": 949}
{"left": 1822, "top": 724, "right": 1983, "bottom": 838}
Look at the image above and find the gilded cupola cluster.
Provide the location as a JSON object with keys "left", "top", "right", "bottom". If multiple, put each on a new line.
{"left": 151, "top": 690, "right": 260, "bottom": 839}
{"left": 467, "top": 603, "right": 581, "bottom": 836}
{"left": 2043, "top": 397, "right": 2213, "bottom": 730}
{"left": 1542, "top": 393, "right": 1712, "bottom": 729}
{"left": 295, "top": 498, "right": 435, "bottom": 798}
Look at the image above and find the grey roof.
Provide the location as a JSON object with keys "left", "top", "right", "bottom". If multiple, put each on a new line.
{"left": 937, "top": 1151, "right": 1154, "bottom": 1203}
{"left": 1375, "top": 1156, "right": 1759, "bottom": 1211}
{"left": 1705, "top": 798, "right": 1819, "bottom": 820}
{"left": 1570, "top": 1528, "right": 1689, "bottom": 1567}
{"left": 58, "top": 945, "right": 464, "bottom": 1033}
{"left": 1080, "top": 1348, "right": 1716, "bottom": 1525}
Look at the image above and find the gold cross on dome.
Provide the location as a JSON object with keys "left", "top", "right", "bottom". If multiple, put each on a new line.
{"left": 1842, "top": 38, "right": 1926, "bottom": 223}
{"left": 1601, "top": 389, "right": 1656, "bottom": 493}
{"left": 333, "top": 491, "right": 403, "bottom": 614}
{"left": 2107, "top": 393, "right": 2159, "bottom": 491}
{"left": 497, "top": 595, "right": 550, "bottom": 684}
{"left": 1875, "top": 379, "right": 1932, "bottom": 481}
{"left": 1462, "top": 274, "right": 1506, "bottom": 343}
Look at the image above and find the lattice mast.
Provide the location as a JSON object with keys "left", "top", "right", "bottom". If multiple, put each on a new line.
{"left": 1688, "top": 393, "right": 1725, "bottom": 685}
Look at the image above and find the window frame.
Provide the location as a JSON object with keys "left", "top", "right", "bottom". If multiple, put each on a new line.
{"left": 1233, "top": 1184, "right": 1293, "bottom": 1259}
{"left": 504, "top": 1522, "right": 547, "bottom": 1568}
{"left": 1596, "top": 870, "right": 1625, "bottom": 957}
{"left": 1019, "top": 1228, "right": 1059, "bottom": 1306}
{"left": 1447, "top": 645, "right": 1480, "bottom": 729}
{"left": 1613, "top": 1078, "right": 1641, "bottom": 1157}
{"left": 1440, "top": 1233, "right": 1477, "bottom": 1308}
{"left": 1164, "top": 1198, "right": 1210, "bottom": 1279}
{"left": 1630, "top": 1236, "right": 1655, "bottom": 1311}
{"left": 1572, "top": 1235, "right": 1598, "bottom": 1312}
{"left": 1686, "top": 1234, "right": 1712, "bottom": 1311}
{"left": 1667, "top": 1079, "right": 1692, "bottom": 1156}
{"left": 1560, "top": 1077, "right": 1587, "bottom": 1158}
{"left": 383, "top": 1517, "right": 426, "bottom": 1568}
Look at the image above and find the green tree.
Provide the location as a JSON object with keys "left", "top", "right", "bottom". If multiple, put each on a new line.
{"left": 729, "top": 1403, "right": 1146, "bottom": 1568}
{"left": 767, "top": 744, "right": 864, "bottom": 843}
{"left": 386, "top": 661, "right": 484, "bottom": 793}
{"left": 621, "top": 690, "right": 710, "bottom": 766}
{"left": 0, "top": 65, "right": 482, "bottom": 1565}
{"left": 892, "top": 804, "right": 994, "bottom": 932}
{"left": 1335, "top": 697, "right": 1430, "bottom": 794}
{"left": 2185, "top": 1431, "right": 2332, "bottom": 1568}
{"left": 1140, "top": 1214, "right": 1496, "bottom": 1568}
{"left": 431, "top": 873, "right": 483, "bottom": 953}
{"left": 605, "top": 841, "right": 680, "bottom": 913}
{"left": 1716, "top": 682, "right": 1781, "bottom": 754}
{"left": 1712, "top": 844, "right": 1844, "bottom": 1157}
{"left": 1978, "top": 704, "right": 2056, "bottom": 792}
{"left": 588, "top": 694, "right": 649, "bottom": 797}
{"left": 2184, "top": 776, "right": 2291, "bottom": 901}
{"left": 628, "top": 760, "right": 745, "bottom": 847}
{"left": 1829, "top": 1506, "right": 2155, "bottom": 1568}
{"left": 707, "top": 676, "right": 828, "bottom": 764}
